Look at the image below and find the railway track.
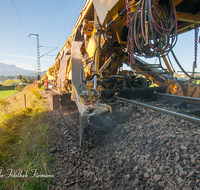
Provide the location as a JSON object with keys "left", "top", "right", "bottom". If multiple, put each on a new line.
{"left": 116, "top": 95, "right": 200, "bottom": 125}
{"left": 48, "top": 86, "right": 200, "bottom": 126}
{"left": 45, "top": 88, "right": 200, "bottom": 189}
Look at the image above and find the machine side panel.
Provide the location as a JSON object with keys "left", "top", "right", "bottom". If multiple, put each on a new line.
{"left": 57, "top": 55, "right": 70, "bottom": 90}
{"left": 71, "top": 41, "right": 87, "bottom": 95}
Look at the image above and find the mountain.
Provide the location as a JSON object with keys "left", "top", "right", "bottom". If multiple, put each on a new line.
{"left": 0, "top": 63, "right": 46, "bottom": 76}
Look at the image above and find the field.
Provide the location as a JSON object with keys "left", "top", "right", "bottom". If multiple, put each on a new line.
{"left": 0, "top": 86, "right": 19, "bottom": 99}
{"left": 1, "top": 79, "right": 20, "bottom": 86}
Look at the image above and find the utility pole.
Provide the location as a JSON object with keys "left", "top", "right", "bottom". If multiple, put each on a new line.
{"left": 29, "top": 33, "right": 41, "bottom": 80}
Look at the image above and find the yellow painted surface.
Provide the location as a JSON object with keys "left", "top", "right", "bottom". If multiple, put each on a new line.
{"left": 115, "top": 28, "right": 127, "bottom": 44}
{"left": 86, "top": 28, "right": 96, "bottom": 58}
{"left": 173, "top": 0, "right": 183, "bottom": 6}
{"left": 162, "top": 56, "right": 173, "bottom": 75}
{"left": 46, "top": 72, "right": 55, "bottom": 80}
{"left": 177, "top": 12, "right": 200, "bottom": 24}
{"left": 67, "top": 58, "right": 72, "bottom": 80}
{"left": 92, "top": 0, "right": 119, "bottom": 25}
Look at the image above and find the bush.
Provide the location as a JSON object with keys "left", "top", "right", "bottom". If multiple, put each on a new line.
{"left": 15, "top": 85, "right": 24, "bottom": 92}
{"left": 37, "top": 83, "right": 42, "bottom": 88}
{"left": 41, "top": 86, "right": 45, "bottom": 90}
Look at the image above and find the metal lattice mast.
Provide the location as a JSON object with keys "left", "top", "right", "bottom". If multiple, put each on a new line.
{"left": 36, "top": 34, "right": 41, "bottom": 80}
{"left": 29, "top": 33, "right": 41, "bottom": 80}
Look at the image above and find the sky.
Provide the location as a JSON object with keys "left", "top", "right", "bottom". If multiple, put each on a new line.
{"left": 0, "top": 0, "right": 199, "bottom": 73}
{"left": 0, "top": 0, "right": 86, "bottom": 71}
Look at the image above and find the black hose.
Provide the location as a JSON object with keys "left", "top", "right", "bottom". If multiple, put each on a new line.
{"left": 127, "top": 0, "right": 177, "bottom": 58}
{"left": 171, "top": 50, "right": 200, "bottom": 80}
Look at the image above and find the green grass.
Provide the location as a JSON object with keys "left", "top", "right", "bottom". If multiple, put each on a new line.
{"left": 2, "top": 79, "right": 20, "bottom": 86}
{"left": 149, "top": 83, "right": 158, "bottom": 87}
{"left": 0, "top": 86, "right": 19, "bottom": 99}
{"left": 0, "top": 86, "right": 52, "bottom": 189}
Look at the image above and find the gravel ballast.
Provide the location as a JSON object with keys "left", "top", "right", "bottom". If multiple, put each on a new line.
{"left": 44, "top": 90, "right": 200, "bottom": 190}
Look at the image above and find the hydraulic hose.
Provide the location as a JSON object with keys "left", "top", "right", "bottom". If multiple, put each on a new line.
{"left": 171, "top": 50, "right": 200, "bottom": 80}
{"left": 128, "top": 0, "right": 178, "bottom": 58}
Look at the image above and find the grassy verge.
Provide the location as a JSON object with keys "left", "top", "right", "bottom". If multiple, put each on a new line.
{"left": 0, "top": 86, "right": 19, "bottom": 99}
{"left": 0, "top": 85, "right": 52, "bottom": 189}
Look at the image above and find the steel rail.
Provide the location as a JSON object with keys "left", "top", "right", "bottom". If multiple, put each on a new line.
{"left": 116, "top": 96, "right": 200, "bottom": 125}
{"left": 154, "top": 92, "right": 200, "bottom": 106}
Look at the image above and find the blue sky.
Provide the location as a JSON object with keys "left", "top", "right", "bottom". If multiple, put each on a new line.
{"left": 144, "top": 31, "right": 200, "bottom": 73}
{"left": 0, "top": 0, "right": 199, "bottom": 73}
{"left": 0, "top": 0, "right": 85, "bottom": 71}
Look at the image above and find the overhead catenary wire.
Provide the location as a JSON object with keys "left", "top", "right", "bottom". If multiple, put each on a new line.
{"left": 40, "top": 47, "right": 58, "bottom": 58}
{"left": 57, "top": 0, "right": 75, "bottom": 47}
{"left": 10, "top": 0, "right": 34, "bottom": 67}
{"left": 64, "top": 0, "right": 85, "bottom": 41}
{"left": 11, "top": 0, "right": 28, "bottom": 37}
{"left": 40, "top": 46, "right": 58, "bottom": 48}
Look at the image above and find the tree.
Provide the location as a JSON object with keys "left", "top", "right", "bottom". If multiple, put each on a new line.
{"left": 21, "top": 77, "right": 27, "bottom": 83}
{"left": 27, "top": 79, "right": 32, "bottom": 84}
{"left": 17, "top": 75, "right": 22, "bottom": 80}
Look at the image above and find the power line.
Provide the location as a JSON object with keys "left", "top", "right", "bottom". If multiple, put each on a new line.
{"left": 64, "top": 0, "right": 85, "bottom": 41}
{"left": 11, "top": 0, "right": 28, "bottom": 37}
{"left": 39, "top": 45, "right": 58, "bottom": 48}
{"left": 11, "top": 0, "right": 34, "bottom": 68}
{"left": 40, "top": 47, "right": 58, "bottom": 58}
{"left": 58, "top": 0, "right": 75, "bottom": 47}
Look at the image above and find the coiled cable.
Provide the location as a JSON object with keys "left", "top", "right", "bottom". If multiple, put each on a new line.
{"left": 128, "top": 0, "right": 178, "bottom": 58}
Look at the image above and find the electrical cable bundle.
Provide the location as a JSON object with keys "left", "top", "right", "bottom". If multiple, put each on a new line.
{"left": 128, "top": 0, "right": 178, "bottom": 58}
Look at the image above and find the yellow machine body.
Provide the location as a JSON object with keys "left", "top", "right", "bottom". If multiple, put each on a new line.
{"left": 44, "top": 0, "right": 200, "bottom": 110}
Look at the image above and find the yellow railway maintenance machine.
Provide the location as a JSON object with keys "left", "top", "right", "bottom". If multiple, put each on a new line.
{"left": 44, "top": 0, "right": 200, "bottom": 145}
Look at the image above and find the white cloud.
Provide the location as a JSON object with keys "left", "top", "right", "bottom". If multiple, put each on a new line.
{"left": 0, "top": 53, "right": 53, "bottom": 72}
{"left": 0, "top": 53, "right": 36, "bottom": 60}
{"left": 0, "top": 53, "right": 53, "bottom": 62}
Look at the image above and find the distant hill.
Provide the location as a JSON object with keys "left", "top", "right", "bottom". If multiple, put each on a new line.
{"left": 0, "top": 63, "right": 34, "bottom": 76}
{"left": 0, "top": 63, "right": 46, "bottom": 77}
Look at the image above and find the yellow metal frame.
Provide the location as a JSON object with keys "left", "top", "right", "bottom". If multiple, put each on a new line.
{"left": 95, "top": 29, "right": 101, "bottom": 74}
{"left": 43, "top": 0, "right": 200, "bottom": 101}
